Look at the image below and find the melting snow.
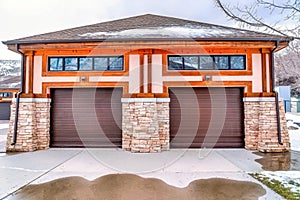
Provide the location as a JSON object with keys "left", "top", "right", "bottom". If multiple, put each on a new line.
{"left": 261, "top": 171, "right": 300, "bottom": 193}
{"left": 79, "top": 26, "right": 243, "bottom": 39}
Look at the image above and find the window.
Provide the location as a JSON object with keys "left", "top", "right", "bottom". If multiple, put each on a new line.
{"left": 49, "top": 58, "right": 63, "bottom": 71}
{"left": 168, "top": 55, "right": 246, "bottom": 70}
{"left": 0, "top": 92, "right": 12, "bottom": 98}
{"left": 79, "top": 58, "right": 93, "bottom": 71}
{"left": 94, "top": 57, "right": 108, "bottom": 71}
{"left": 215, "top": 56, "right": 229, "bottom": 70}
{"left": 168, "top": 56, "right": 183, "bottom": 70}
{"left": 48, "top": 56, "right": 124, "bottom": 71}
{"left": 200, "top": 56, "right": 213, "bottom": 70}
{"left": 230, "top": 56, "right": 245, "bottom": 69}
{"left": 65, "top": 58, "right": 78, "bottom": 71}
{"left": 184, "top": 56, "right": 198, "bottom": 70}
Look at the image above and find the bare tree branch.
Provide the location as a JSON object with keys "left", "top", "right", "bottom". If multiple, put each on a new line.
{"left": 215, "top": 0, "right": 300, "bottom": 40}
{"left": 258, "top": 0, "right": 300, "bottom": 13}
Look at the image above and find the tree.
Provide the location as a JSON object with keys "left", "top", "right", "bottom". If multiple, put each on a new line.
{"left": 215, "top": 0, "right": 300, "bottom": 97}
{"left": 215, "top": 0, "right": 299, "bottom": 39}
{"left": 275, "top": 41, "right": 300, "bottom": 97}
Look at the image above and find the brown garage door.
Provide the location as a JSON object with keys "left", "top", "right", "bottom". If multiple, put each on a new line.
{"left": 170, "top": 87, "right": 244, "bottom": 148}
{"left": 0, "top": 102, "right": 11, "bottom": 120}
{"left": 50, "top": 88, "right": 122, "bottom": 148}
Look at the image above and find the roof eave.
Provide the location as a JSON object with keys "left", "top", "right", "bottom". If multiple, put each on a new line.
{"left": 3, "top": 37, "right": 292, "bottom": 53}
{"left": 3, "top": 36, "right": 293, "bottom": 45}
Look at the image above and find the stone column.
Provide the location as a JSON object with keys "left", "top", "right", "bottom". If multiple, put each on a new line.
{"left": 122, "top": 98, "right": 170, "bottom": 153}
{"left": 6, "top": 98, "right": 51, "bottom": 152}
{"left": 244, "top": 97, "right": 290, "bottom": 152}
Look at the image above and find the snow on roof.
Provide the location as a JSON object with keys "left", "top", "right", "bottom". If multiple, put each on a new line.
{"left": 78, "top": 25, "right": 245, "bottom": 39}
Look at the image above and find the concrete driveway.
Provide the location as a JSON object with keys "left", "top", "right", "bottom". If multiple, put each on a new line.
{"left": 0, "top": 148, "right": 283, "bottom": 199}
{"left": 0, "top": 120, "right": 9, "bottom": 153}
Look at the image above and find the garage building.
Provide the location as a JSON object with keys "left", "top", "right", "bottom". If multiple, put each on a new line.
{"left": 2, "top": 14, "right": 291, "bottom": 152}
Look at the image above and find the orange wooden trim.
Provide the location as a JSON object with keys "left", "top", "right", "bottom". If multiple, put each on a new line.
{"left": 163, "top": 81, "right": 250, "bottom": 97}
{"left": 136, "top": 93, "right": 155, "bottom": 98}
{"left": 140, "top": 54, "right": 144, "bottom": 93}
{"left": 163, "top": 70, "right": 252, "bottom": 76}
{"left": 17, "top": 41, "right": 283, "bottom": 52}
{"left": 34, "top": 94, "right": 48, "bottom": 98}
{"left": 261, "top": 53, "right": 267, "bottom": 92}
{"left": 28, "top": 53, "right": 34, "bottom": 94}
{"left": 163, "top": 81, "right": 251, "bottom": 93}
{"left": 244, "top": 92, "right": 275, "bottom": 97}
{"left": 42, "top": 82, "right": 128, "bottom": 96}
{"left": 0, "top": 89, "right": 19, "bottom": 93}
{"left": 42, "top": 54, "right": 47, "bottom": 75}
{"left": 247, "top": 53, "right": 252, "bottom": 73}
{"left": 42, "top": 71, "right": 128, "bottom": 77}
{"left": 261, "top": 48, "right": 271, "bottom": 53}
{"left": 154, "top": 93, "right": 169, "bottom": 98}
{"left": 20, "top": 93, "right": 35, "bottom": 98}
{"left": 0, "top": 99, "right": 12, "bottom": 103}
{"left": 148, "top": 53, "right": 152, "bottom": 93}
{"left": 124, "top": 53, "right": 129, "bottom": 73}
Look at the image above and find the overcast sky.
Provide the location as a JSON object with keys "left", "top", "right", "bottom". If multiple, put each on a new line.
{"left": 0, "top": 0, "right": 239, "bottom": 60}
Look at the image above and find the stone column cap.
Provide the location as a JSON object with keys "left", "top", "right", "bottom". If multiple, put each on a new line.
{"left": 243, "top": 97, "right": 275, "bottom": 102}
{"left": 121, "top": 98, "right": 170, "bottom": 103}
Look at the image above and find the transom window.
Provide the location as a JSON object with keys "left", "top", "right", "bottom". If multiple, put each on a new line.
{"left": 168, "top": 55, "right": 246, "bottom": 70}
{"left": 0, "top": 92, "right": 12, "bottom": 98}
{"left": 48, "top": 56, "right": 124, "bottom": 71}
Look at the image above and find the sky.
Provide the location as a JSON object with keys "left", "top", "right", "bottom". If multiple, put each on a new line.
{"left": 3, "top": 0, "right": 290, "bottom": 60}
{"left": 0, "top": 0, "right": 238, "bottom": 60}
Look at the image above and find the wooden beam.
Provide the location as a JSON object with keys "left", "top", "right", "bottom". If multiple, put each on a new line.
{"left": 261, "top": 52, "right": 267, "bottom": 92}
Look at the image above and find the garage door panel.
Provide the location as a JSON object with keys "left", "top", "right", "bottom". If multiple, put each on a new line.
{"left": 0, "top": 102, "right": 11, "bottom": 120}
{"left": 170, "top": 87, "right": 244, "bottom": 148}
{"left": 50, "top": 88, "right": 122, "bottom": 148}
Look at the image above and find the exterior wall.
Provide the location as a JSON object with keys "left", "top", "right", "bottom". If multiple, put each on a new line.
{"left": 7, "top": 41, "right": 287, "bottom": 153}
{"left": 6, "top": 98, "right": 51, "bottom": 152}
{"left": 244, "top": 97, "right": 290, "bottom": 152}
{"left": 122, "top": 98, "right": 170, "bottom": 153}
{"left": 26, "top": 43, "right": 275, "bottom": 98}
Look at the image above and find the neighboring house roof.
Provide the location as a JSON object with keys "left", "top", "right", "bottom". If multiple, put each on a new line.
{"left": 0, "top": 60, "right": 21, "bottom": 89}
{"left": 2, "top": 14, "right": 292, "bottom": 45}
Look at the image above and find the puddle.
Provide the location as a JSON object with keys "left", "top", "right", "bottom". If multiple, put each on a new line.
{"left": 8, "top": 174, "right": 266, "bottom": 200}
{"left": 254, "top": 151, "right": 300, "bottom": 171}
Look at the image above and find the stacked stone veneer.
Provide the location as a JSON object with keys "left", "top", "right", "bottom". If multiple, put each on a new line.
{"left": 122, "top": 98, "right": 170, "bottom": 153}
{"left": 6, "top": 98, "right": 51, "bottom": 152}
{"left": 244, "top": 97, "right": 290, "bottom": 152}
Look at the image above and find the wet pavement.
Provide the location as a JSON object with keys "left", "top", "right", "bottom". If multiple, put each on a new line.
{"left": 8, "top": 174, "right": 266, "bottom": 200}
{"left": 0, "top": 120, "right": 9, "bottom": 153}
{"left": 0, "top": 149, "right": 283, "bottom": 200}
{"left": 254, "top": 151, "right": 300, "bottom": 171}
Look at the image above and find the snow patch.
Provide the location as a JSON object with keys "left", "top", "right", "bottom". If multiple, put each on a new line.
{"left": 79, "top": 25, "right": 244, "bottom": 39}
{"left": 261, "top": 171, "right": 300, "bottom": 193}
{"left": 286, "top": 113, "right": 300, "bottom": 152}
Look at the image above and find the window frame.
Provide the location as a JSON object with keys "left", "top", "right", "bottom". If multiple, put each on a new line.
{"left": 168, "top": 55, "right": 246, "bottom": 70}
{"left": 48, "top": 56, "right": 124, "bottom": 72}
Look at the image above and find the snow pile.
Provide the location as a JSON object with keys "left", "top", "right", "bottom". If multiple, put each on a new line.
{"left": 79, "top": 25, "right": 244, "bottom": 39}
{"left": 261, "top": 171, "right": 300, "bottom": 193}
{"left": 286, "top": 113, "right": 300, "bottom": 152}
